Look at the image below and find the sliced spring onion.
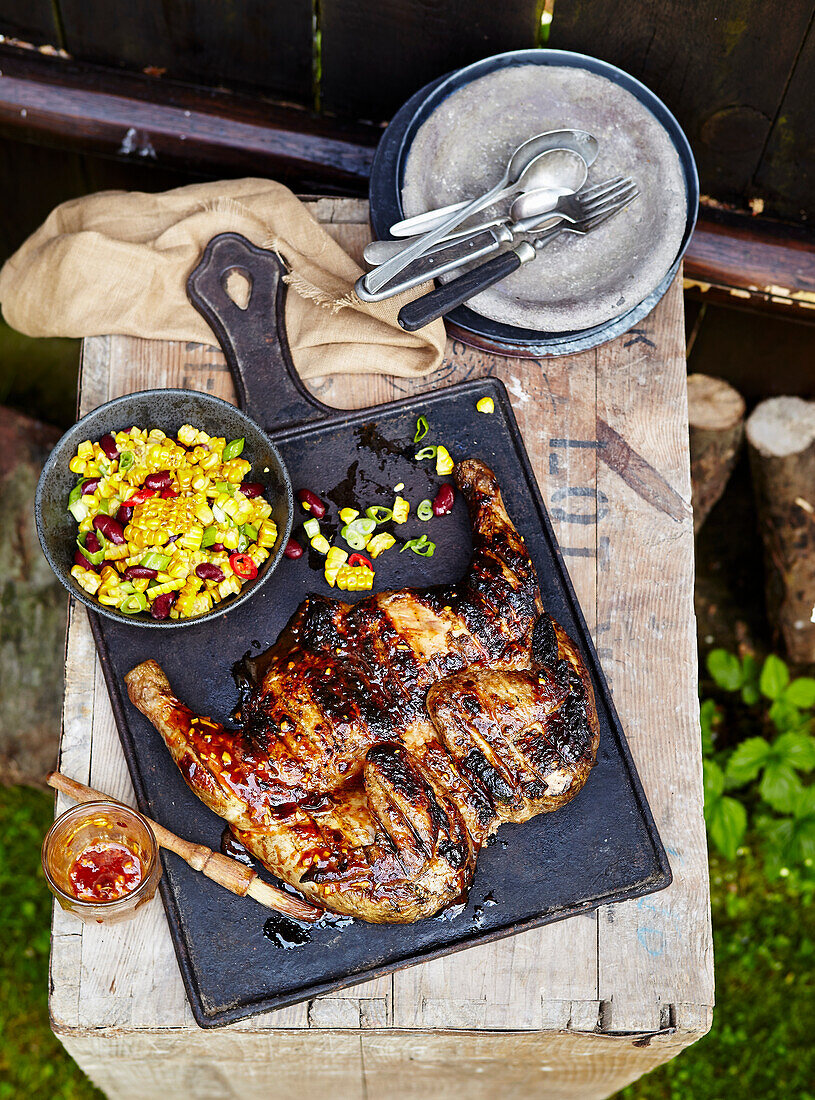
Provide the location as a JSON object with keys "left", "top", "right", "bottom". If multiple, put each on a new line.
{"left": 139, "top": 550, "right": 171, "bottom": 571}
{"left": 77, "top": 535, "right": 105, "bottom": 566}
{"left": 212, "top": 501, "right": 232, "bottom": 526}
{"left": 303, "top": 517, "right": 321, "bottom": 539}
{"left": 223, "top": 438, "right": 245, "bottom": 461}
{"left": 68, "top": 499, "right": 89, "bottom": 522}
{"left": 242, "top": 522, "right": 259, "bottom": 541}
{"left": 118, "top": 450, "right": 135, "bottom": 472}
{"left": 201, "top": 525, "right": 218, "bottom": 548}
{"left": 68, "top": 481, "right": 86, "bottom": 507}
{"left": 365, "top": 506, "right": 393, "bottom": 525}
{"left": 413, "top": 416, "right": 429, "bottom": 443}
{"left": 341, "top": 517, "right": 376, "bottom": 550}
{"left": 120, "top": 592, "right": 148, "bottom": 615}
{"left": 415, "top": 446, "right": 438, "bottom": 461}
{"left": 400, "top": 534, "right": 435, "bottom": 557}
{"left": 214, "top": 481, "right": 236, "bottom": 496}
{"left": 237, "top": 531, "right": 249, "bottom": 553}
{"left": 342, "top": 528, "right": 366, "bottom": 551}
{"left": 417, "top": 499, "right": 433, "bottom": 521}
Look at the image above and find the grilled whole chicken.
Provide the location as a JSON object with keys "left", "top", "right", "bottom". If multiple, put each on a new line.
{"left": 125, "top": 459, "right": 599, "bottom": 923}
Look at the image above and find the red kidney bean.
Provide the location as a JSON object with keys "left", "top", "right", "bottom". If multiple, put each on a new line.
{"left": 124, "top": 566, "right": 158, "bottom": 580}
{"left": 239, "top": 482, "right": 264, "bottom": 498}
{"left": 81, "top": 477, "right": 100, "bottom": 496}
{"left": 144, "top": 470, "right": 172, "bottom": 491}
{"left": 210, "top": 542, "right": 225, "bottom": 552}
{"left": 92, "top": 514, "right": 125, "bottom": 544}
{"left": 284, "top": 538, "right": 304, "bottom": 559}
{"left": 74, "top": 549, "right": 98, "bottom": 572}
{"left": 99, "top": 433, "right": 119, "bottom": 461}
{"left": 296, "top": 489, "right": 326, "bottom": 518}
{"left": 432, "top": 484, "right": 455, "bottom": 516}
{"left": 196, "top": 563, "right": 225, "bottom": 582}
{"left": 150, "top": 591, "right": 178, "bottom": 620}
{"left": 85, "top": 531, "right": 102, "bottom": 554}
{"left": 116, "top": 504, "right": 134, "bottom": 525}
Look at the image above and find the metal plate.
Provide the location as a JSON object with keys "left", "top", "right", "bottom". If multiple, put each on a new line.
{"left": 368, "top": 49, "right": 699, "bottom": 358}
{"left": 86, "top": 233, "right": 671, "bottom": 1027}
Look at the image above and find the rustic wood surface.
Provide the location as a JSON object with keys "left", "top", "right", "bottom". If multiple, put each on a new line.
{"left": 51, "top": 198, "right": 712, "bottom": 1100}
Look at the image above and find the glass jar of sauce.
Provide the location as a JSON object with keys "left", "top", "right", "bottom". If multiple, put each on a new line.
{"left": 42, "top": 801, "right": 162, "bottom": 924}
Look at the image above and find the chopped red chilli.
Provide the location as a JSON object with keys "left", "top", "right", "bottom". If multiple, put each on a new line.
{"left": 348, "top": 553, "right": 374, "bottom": 571}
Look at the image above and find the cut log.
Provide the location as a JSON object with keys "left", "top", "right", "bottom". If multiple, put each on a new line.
{"left": 0, "top": 404, "right": 66, "bottom": 786}
{"left": 687, "top": 373, "right": 745, "bottom": 532}
{"left": 746, "top": 396, "right": 815, "bottom": 663}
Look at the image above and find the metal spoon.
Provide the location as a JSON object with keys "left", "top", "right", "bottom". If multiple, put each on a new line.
{"left": 359, "top": 129, "right": 597, "bottom": 299}
{"left": 363, "top": 150, "right": 589, "bottom": 266}
{"left": 388, "top": 131, "right": 597, "bottom": 238}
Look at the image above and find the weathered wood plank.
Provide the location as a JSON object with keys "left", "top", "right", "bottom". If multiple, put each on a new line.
{"left": 594, "top": 283, "right": 712, "bottom": 1032}
{"left": 58, "top": 0, "right": 314, "bottom": 106}
{"left": 550, "top": 0, "right": 815, "bottom": 215}
{"left": 320, "top": 0, "right": 542, "bottom": 118}
{"left": 0, "top": 1, "right": 61, "bottom": 46}
{"left": 0, "top": 47, "right": 377, "bottom": 198}
{"left": 754, "top": 14, "right": 815, "bottom": 222}
{"left": 57, "top": 1028, "right": 709, "bottom": 1100}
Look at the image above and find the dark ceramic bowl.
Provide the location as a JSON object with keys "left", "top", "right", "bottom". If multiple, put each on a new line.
{"left": 34, "top": 388, "right": 293, "bottom": 628}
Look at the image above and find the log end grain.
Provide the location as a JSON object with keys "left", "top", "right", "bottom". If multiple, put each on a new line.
{"left": 746, "top": 396, "right": 815, "bottom": 458}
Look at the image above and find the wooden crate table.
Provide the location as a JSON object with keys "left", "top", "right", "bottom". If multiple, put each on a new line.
{"left": 51, "top": 199, "right": 713, "bottom": 1100}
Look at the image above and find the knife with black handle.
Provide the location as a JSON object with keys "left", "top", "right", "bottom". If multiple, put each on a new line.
{"left": 397, "top": 231, "right": 559, "bottom": 331}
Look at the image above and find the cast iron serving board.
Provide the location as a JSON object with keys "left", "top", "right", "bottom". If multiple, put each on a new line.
{"left": 86, "top": 233, "right": 671, "bottom": 1027}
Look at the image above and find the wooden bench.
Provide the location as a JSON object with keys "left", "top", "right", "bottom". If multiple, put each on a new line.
{"left": 51, "top": 198, "right": 713, "bottom": 1100}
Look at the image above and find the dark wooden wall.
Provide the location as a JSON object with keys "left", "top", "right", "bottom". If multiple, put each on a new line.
{"left": 0, "top": 0, "right": 812, "bottom": 259}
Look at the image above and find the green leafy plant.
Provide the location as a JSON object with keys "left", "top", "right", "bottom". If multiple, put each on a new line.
{"left": 702, "top": 648, "right": 815, "bottom": 878}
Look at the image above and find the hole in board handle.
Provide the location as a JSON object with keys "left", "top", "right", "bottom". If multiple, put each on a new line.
{"left": 222, "top": 267, "right": 253, "bottom": 310}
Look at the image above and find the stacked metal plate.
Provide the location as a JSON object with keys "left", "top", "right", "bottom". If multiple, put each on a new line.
{"left": 368, "top": 49, "right": 699, "bottom": 357}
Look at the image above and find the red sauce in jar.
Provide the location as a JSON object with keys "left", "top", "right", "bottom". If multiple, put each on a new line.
{"left": 68, "top": 841, "right": 143, "bottom": 902}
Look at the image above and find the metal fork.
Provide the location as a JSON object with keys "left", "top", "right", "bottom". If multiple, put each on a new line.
{"left": 396, "top": 186, "right": 640, "bottom": 332}
{"left": 363, "top": 176, "right": 636, "bottom": 268}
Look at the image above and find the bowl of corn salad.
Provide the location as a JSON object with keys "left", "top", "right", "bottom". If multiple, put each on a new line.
{"left": 35, "top": 389, "right": 292, "bottom": 627}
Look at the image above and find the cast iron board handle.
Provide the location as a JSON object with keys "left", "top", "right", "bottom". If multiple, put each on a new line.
{"left": 187, "top": 233, "right": 328, "bottom": 434}
{"left": 398, "top": 247, "right": 527, "bottom": 331}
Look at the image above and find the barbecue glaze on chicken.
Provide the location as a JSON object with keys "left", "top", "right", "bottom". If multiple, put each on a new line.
{"left": 125, "top": 459, "right": 599, "bottom": 923}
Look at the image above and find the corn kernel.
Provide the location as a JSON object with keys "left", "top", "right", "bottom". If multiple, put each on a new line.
{"left": 476, "top": 396, "right": 495, "bottom": 414}
{"left": 339, "top": 508, "right": 359, "bottom": 525}
{"left": 367, "top": 532, "right": 396, "bottom": 558}
{"left": 70, "top": 565, "right": 102, "bottom": 595}
{"left": 69, "top": 456, "right": 86, "bottom": 474}
{"left": 436, "top": 446, "right": 454, "bottom": 475}
{"left": 392, "top": 496, "right": 410, "bottom": 524}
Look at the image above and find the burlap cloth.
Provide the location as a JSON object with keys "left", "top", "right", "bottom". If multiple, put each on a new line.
{"left": 0, "top": 178, "right": 445, "bottom": 380}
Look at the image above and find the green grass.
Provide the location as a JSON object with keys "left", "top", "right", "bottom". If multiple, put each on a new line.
{"left": 1, "top": 785, "right": 813, "bottom": 1099}
{"left": 0, "top": 786, "right": 102, "bottom": 1100}
{"left": 615, "top": 849, "right": 815, "bottom": 1099}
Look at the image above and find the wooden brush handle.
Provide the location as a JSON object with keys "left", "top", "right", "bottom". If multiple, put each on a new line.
{"left": 47, "top": 771, "right": 321, "bottom": 921}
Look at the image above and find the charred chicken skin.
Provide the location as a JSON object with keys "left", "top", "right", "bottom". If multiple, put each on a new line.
{"left": 125, "top": 459, "right": 599, "bottom": 923}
